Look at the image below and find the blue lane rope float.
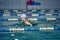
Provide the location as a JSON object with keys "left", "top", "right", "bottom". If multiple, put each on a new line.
{"left": 0, "top": 27, "right": 60, "bottom": 32}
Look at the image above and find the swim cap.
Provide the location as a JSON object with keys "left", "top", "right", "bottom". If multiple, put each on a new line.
{"left": 21, "top": 14, "right": 26, "bottom": 18}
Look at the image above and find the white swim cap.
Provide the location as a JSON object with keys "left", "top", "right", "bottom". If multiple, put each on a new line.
{"left": 21, "top": 14, "right": 26, "bottom": 18}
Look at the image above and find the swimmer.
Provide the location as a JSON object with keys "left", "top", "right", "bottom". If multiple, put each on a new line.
{"left": 20, "top": 14, "right": 33, "bottom": 26}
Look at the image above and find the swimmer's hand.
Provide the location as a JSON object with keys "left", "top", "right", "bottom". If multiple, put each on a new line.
{"left": 32, "top": 23, "right": 38, "bottom": 26}
{"left": 27, "top": 24, "right": 33, "bottom": 27}
{"left": 30, "top": 24, "right": 33, "bottom": 26}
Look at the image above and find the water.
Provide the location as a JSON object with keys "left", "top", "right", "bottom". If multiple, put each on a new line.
{"left": 0, "top": 9, "right": 60, "bottom": 40}
{"left": 0, "top": 21, "right": 60, "bottom": 40}
{"left": 0, "top": 31, "right": 60, "bottom": 40}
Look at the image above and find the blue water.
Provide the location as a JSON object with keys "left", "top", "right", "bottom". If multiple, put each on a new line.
{"left": 0, "top": 9, "right": 60, "bottom": 40}
{"left": 0, "top": 31, "right": 60, "bottom": 40}
{"left": 0, "top": 21, "right": 60, "bottom": 40}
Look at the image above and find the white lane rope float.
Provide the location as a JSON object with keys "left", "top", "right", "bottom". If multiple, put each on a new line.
{"left": 0, "top": 26, "right": 60, "bottom": 32}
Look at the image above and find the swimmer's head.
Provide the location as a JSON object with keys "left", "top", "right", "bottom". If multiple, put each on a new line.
{"left": 21, "top": 14, "right": 27, "bottom": 18}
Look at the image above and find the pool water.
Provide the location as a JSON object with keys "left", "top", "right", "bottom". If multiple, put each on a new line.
{"left": 0, "top": 21, "right": 60, "bottom": 40}
{"left": 0, "top": 10, "right": 60, "bottom": 40}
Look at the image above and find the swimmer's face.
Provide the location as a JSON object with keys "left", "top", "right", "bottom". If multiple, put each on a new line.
{"left": 21, "top": 18, "right": 26, "bottom": 21}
